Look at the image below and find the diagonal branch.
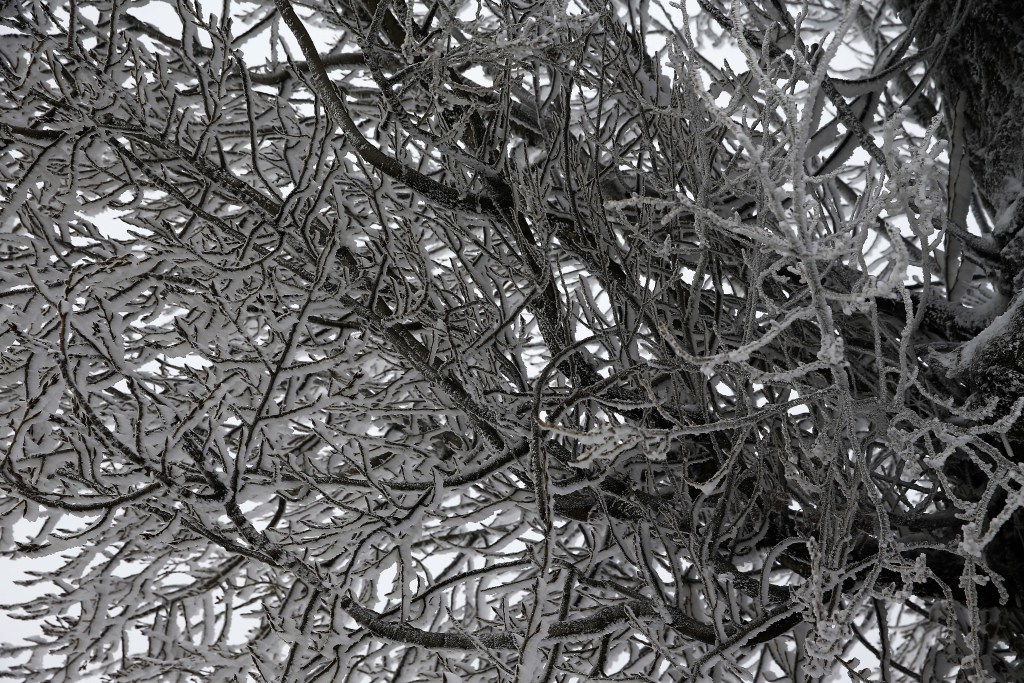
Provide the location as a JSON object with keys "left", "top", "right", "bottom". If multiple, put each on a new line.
{"left": 272, "top": 0, "right": 500, "bottom": 214}
{"left": 340, "top": 596, "right": 725, "bottom": 650}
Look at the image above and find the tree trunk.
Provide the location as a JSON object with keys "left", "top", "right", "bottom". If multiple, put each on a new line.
{"left": 898, "top": 0, "right": 1024, "bottom": 659}
{"left": 898, "top": 0, "right": 1024, "bottom": 239}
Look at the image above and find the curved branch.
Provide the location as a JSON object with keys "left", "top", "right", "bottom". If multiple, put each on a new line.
{"left": 339, "top": 596, "right": 725, "bottom": 650}
{"left": 272, "top": 0, "right": 499, "bottom": 214}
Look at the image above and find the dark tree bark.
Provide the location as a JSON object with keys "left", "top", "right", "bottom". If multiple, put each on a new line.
{"left": 896, "top": 0, "right": 1024, "bottom": 660}
{"left": 897, "top": 0, "right": 1024, "bottom": 269}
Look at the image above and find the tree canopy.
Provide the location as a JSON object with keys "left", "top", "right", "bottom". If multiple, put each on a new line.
{"left": 2, "top": 0, "right": 1024, "bottom": 680}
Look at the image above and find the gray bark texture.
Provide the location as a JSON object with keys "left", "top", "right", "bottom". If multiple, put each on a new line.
{"left": 898, "top": 0, "right": 1024, "bottom": 659}
{"left": 897, "top": 0, "right": 1024, "bottom": 244}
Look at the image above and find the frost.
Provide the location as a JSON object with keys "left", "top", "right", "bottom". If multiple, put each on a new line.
{"left": 953, "top": 291, "right": 1024, "bottom": 373}
{"left": 2, "top": 0, "right": 1023, "bottom": 680}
